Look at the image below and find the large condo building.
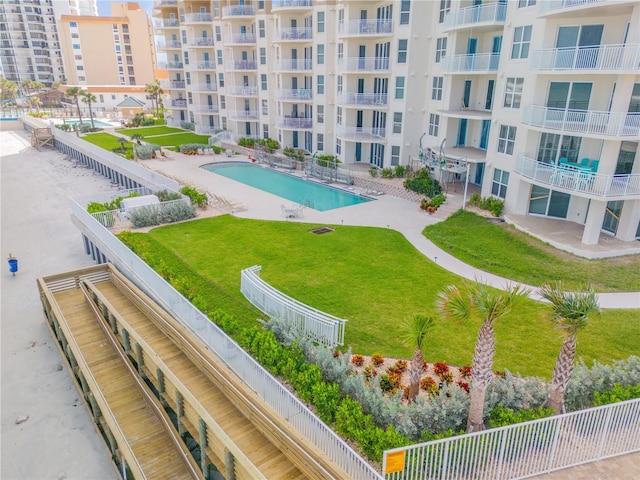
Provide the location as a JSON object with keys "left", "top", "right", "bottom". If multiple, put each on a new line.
{"left": 154, "top": 0, "right": 639, "bottom": 247}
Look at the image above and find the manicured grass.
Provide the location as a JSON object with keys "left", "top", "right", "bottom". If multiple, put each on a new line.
{"left": 138, "top": 132, "right": 211, "bottom": 147}
{"left": 82, "top": 132, "right": 133, "bottom": 154}
{"left": 129, "top": 216, "right": 639, "bottom": 380}
{"left": 116, "top": 126, "right": 184, "bottom": 137}
{"left": 423, "top": 210, "right": 640, "bottom": 292}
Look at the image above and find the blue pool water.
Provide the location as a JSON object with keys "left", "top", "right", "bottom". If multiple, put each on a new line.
{"left": 63, "top": 119, "right": 113, "bottom": 128}
{"left": 203, "top": 162, "right": 371, "bottom": 211}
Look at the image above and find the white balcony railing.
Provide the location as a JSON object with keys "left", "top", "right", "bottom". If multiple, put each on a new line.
{"left": 539, "top": 0, "right": 606, "bottom": 13}
{"left": 443, "top": 2, "right": 507, "bottom": 30}
{"left": 338, "top": 56, "right": 390, "bottom": 72}
{"left": 195, "top": 126, "right": 219, "bottom": 135}
{"left": 271, "top": 0, "right": 313, "bottom": 10}
{"left": 272, "top": 59, "right": 313, "bottom": 71}
{"left": 154, "top": 19, "right": 179, "bottom": 29}
{"left": 183, "top": 12, "right": 212, "bottom": 23}
{"left": 338, "top": 19, "right": 393, "bottom": 36}
{"left": 193, "top": 104, "right": 219, "bottom": 113}
{"left": 184, "top": 37, "right": 214, "bottom": 47}
{"left": 276, "top": 116, "right": 313, "bottom": 129}
{"left": 337, "top": 126, "right": 386, "bottom": 140}
{"left": 227, "top": 59, "right": 257, "bottom": 70}
{"left": 522, "top": 105, "right": 640, "bottom": 138}
{"left": 159, "top": 61, "right": 183, "bottom": 69}
{"left": 273, "top": 27, "right": 313, "bottom": 42}
{"left": 514, "top": 154, "right": 640, "bottom": 198}
{"left": 157, "top": 40, "right": 182, "bottom": 50}
{"left": 228, "top": 110, "right": 259, "bottom": 119}
{"left": 160, "top": 80, "right": 185, "bottom": 89}
{"left": 337, "top": 92, "right": 388, "bottom": 106}
{"left": 223, "top": 32, "right": 257, "bottom": 44}
{"left": 274, "top": 88, "right": 313, "bottom": 101}
{"left": 195, "top": 62, "right": 215, "bottom": 70}
{"left": 170, "top": 99, "right": 187, "bottom": 108}
{"left": 227, "top": 86, "right": 259, "bottom": 96}
{"left": 154, "top": 0, "right": 177, "bottom": 7}
{"left": 221, "top": 5, "right": 255, "bottom": 17}
{"left": 530, "top": 44, "right": 640, "bottom": 72}
{"left": 440, "top": 53, "right": 500, "bottom": 73}
{"left": 192, "top": 83, "right": 217, "bottom": 92}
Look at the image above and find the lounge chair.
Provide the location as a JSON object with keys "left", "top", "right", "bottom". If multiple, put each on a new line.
{"left": 580, "top": 158, "right": 590, "bottom": 167}
{"left": 590, "top": 160, "right": 599, "bottom": 173}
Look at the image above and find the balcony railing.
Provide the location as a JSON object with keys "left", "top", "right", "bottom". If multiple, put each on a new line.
{"left": 337, "top": 92, "right": 388, "bottom": 106}
{"left": 159, "top": 61, "right": 183, "bottom": 69}
{"left": 272, "top": 59, "right": 312, "bottom": 71}
{"left": 530, "top": 44, "right": 640, "bottom": 72}
{"left": 539, "top": 0, "right": 606, "bottom": 13}
{"left": 195, "top": 62, "right": 215, "bottom": 70}
{"left": 227, "top": 59, "right": 257, "bottom": 70}
{"left": 227, "top": 86, "right": 258, "bottom": 96}
{"left": 228, "top": 110, "right": 259, "bottom": 120}
{"left": 276, "top": 116, "right": 313, "bottom": 129}
{"left": 195, "top": 126, "right": 219, "bottom": 135}
{"left": 515, "top": 154, "right": 640, "bottom": 198}
{"left": 154, "top": 0, "right": 177, "bottom": 7}
{"left": 272, "top": 0, "right": 313, "bottom": 10}
{"left": 192, "top": 83, "right": 217, "bottom": 92}
{"left": 223, "top": 32, "right": 256, "bottom": 44}
{"left": 193, "top": 104, "right": 219, "bottom": 113}
{"left": 170, "top": 99, "right": 187, "bottom": 108}
{"left": 154, "top": 19, "right": 179, "bottom": 29}
{"left": 183, "top": 12, "right": 212, "bottom": 23}
{"left": 443, "top": 2, "right": 507, "bottom": 30}
{"left": 337, "top": 126, "right": 386, "bottom": 140}
{"left": 160, "top": 79, "right": 185, "bottom": 89}
{"left": 440, "top": 53, "right": 500, "bottom": 73}
{"left": 338, "top": 19, "right": 393, "bottom": 36}
{"left": 337, "top": 56, "right": 390, "bottom": 72}
{"left": 274, "top": 88, "right": 313, "bottom": 101}
{"left": 157, "top": 40, "right": 181, "bottom": 49}
{"left": 221, "top": 5, "right": 255, "bottom": 17}
{"left": 273, "top": 27, "right": 312, "bottom": 42}
{"left": 184, "top": 37, "right": 214, "bottom": 47}
{"left": 522, "top": 105, "right": 640, "bottom": 138}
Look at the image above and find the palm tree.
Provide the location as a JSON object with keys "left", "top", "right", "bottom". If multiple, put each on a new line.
{"left": 401, "top": 314, "right": 434, "bottom": 402}
{"left": 539, "top": 282, "right": 600, "bottom": 415}
{"left": 437, "top": 282, "right": 528, "bottom": 433}
{"left": 21, "top": 79, "right": 34, "bottom": 112}
{"left": 65, "top": 87, "right": 84, "bottom": 125}
{"left": 0, "top": 78, "right": 18, "bottom": 102}
{"left": 81, "top": 91, "right": 97, "bottom": 129}
{"left": 144, "top": 80, "right": 164, "bottom": 117}
{"left": 117, "top": 136, "right": 129, "bottom": 154}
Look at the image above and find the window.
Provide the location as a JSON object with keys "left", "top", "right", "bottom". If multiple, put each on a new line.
{"left": 436, "top": 37, "right": 447, "bottom": 63}
{"left": 74, "top": 55, "right": 82, "bottom": 60}
{"left": 72, "top": 43, "right": 80, "bottom": 50}
{"left": 511, "top": 26, "right": 532, "bottom": 59}
{"left": 317, "top": 133, "right": 324, "bottom": 151}
{"left": 317, "top": 105, "right": 324, "bottom": 123}
{"left": 128, "top": 76, "right": 135, "bottom": 84}
{"left": 317, "top": 44, "right": 325, "bottom": 65}
{"left": 258, "top": 0, "right": 265, "bottom": 9}
{"left": 439, "top": 0, "right": 451, "bottom": 23}
{"left": 395, "top": 77, "right": 405, "bottom": 99}
{"left": 391, "top": 146, "right": 401, "bottom": 166}
{"left": 262, "top": 123, "right": 269, "bottom": 139}
{"left": 317, "top": 12, "right": 325, "bottom": 33}
{"left": 261, "top": 74, "right": 267, "bottom": 91}
{"left": 262, "top": 99, "right": 268, "bottom": 115}
{"left": 337, "top": 75, "right": 343, "bottom": 94}
{"left": 111, "top": 95, "right": 116, "bottom": 100}
{"left": 260, "top": 47, "right": 266, "bottom": 65}
{"left": 76, "top": 65, "right": 83, "bottom": 70}
{"left": 497, "top": 125, "right": 517, "bottom": 155}
{"left": 518, "top": 0, "right": 536, "bottom": 7}
{"left": 217, "top": 50, "right": 223, "bottom": 65}
{"left": 71, "top": 33, "right": 79, "bottom": 38}
{"left": 503, "top": 77, "right": 524, "bottom": 108}
{"left": 336, "top": 106, "right": 342, "bottom": 125}
{"left": 492, "top": 169, "right": 510, "bottom": 198}
{"left": 186, "top": 72, "right": 191, "bottom": 85}
{"left": 126, "top": 55, "right": 133, "bottom": 64}
{"left": 220, "top": 95, "right": 226, "bottom": 109}
{"left": 429, "top": 114, "right": 440, "bottom": 136}
{"left": 393, "top": 112, "right": 402, "bottom": 134}
{"left": 317, "top": 75, "right": 324, "bottom": 94}
{"left": 69, "top": 21, "right": 77, "bottom": 27}
{"left": 215, "top": 26, "right": 221, "bottom": 42}
{"left": 397, "top": 39, "right": 408, "bottom": 63}
{"left": 78, "top": 76, "right": 86, "bottom": 82}
{"left": 99, "top": 94, "right": 104, "bottom": 102}
{"left": 336, "top": 138, "right": 341, "bottom": 155}
{"left": 432, "top": 76, "right": 443, "bottom": 100}
{"left": 222, "top": 117, "right": 227, "bottom": 130}
{"left": 259, "top": 20, "right": 265, "bottom": 38}
{"left": 400, "top": 0, "right": 411, "bottom": 25}
{"left": 127, "top": 66, "right": 134, "bottom": 75}
{"left": 218, "top": 73, "right": 224, "bottom": 87}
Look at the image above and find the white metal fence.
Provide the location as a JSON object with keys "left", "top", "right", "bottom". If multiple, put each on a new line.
{"left": 383, "top": 398, "right": 640, "bottom": 480}
{"left": 240, "top": 265, "right": 347, "bottom": 348}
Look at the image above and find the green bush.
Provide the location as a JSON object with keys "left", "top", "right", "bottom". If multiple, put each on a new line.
{"left": 381, "top": 168, "right": 394, "bottom": 179}
{"left": 593, "top": 383, "right": 640, "bottom": 406}
{"left": 129, "top": 205, "right": 160, "bottom": 228}
{"left": 154, "top": 190, "right": 182, "bottom": 202}
{"left": 489, "top": 405, "right": 554, "bottom": 428}
{"left": 180, "top": 121, "right": 195, "bottom": 131}
{"left": 314, "top": 155, "right": 338, "bottom": 168}
{"left": 257, "top": 137, "right": 280, "bottom": 152}
{"left": 135, "top": 144, "right": 161, "bottom": 160}
{"left": 394, "top": 165, "right": 407, "bottom": 178}
{"left": 237, "top": 137, "right": 256, "bottom": 148}
{"left": 179, "top": 143, "right": 210, "bottom": 153}
{"left": 468, "top": 194, "right": 505, "bottom": 217}
{"left": 158, "top": 202, "right": 196, "bottom": 224}
{"left": 403, "top": 168, "right": 441, "bottom": 196}
{"left": 369, "top": 166, "right": 379, "bottom": 177}
{"left": 180, "top": 186, "right": 208, "bottom": 208}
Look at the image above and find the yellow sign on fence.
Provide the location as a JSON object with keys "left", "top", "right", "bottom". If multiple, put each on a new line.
{"left": 384, "top": 450, "right": 406, "bottom": 474}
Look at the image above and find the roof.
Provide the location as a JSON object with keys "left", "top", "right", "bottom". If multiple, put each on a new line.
{"left": 117, "top": 97, "right": 146, "bottom": 108}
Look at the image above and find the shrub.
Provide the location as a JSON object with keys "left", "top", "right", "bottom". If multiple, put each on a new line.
{"left": 351, "top": 354, "right": 365, "bottom": 367}
{"left": 439, "top": 371, "right": 454, "bottom": 384}
{"left": 459, "top": 365, "right": 472, "bottom": 378}
{"left": 237, "top": 137, "right": 256, "bottom": 148}
{"left": 368, "top": 166, "right": 379, "bottom": 177}
{"left": 469, "top": 195, "right": 505, "bottom": 217}
{"left": 421, "top": 377, "right": 439, "bottom": 396}
{"left": 158, "top": 201, "right": 196, "bottom": 224}
{"left": 468, "top": 192, "right": 482, "bottom": 207}
{"left": 379, "top": 373, "right": 402, "bottom": 394}
{"left": 394, "top": 165, "right": 407, "bottom": 178}
{"left": 154, "top": 190, "right": 182, "bottom": 202}
{"left": 129, "top": 205, "right": 160, "bottom": 228}
{"left": 371, "top": 353, "right": 385, "bottom": 367}
{"left": 403, "top": 168, "right": 441, "bottom": 196}
{"left": 433, "top": 362, "right": 449, "bottom": 376}
{"left": 363, "top": 365, "right": 378, "bottom": 380}
{"left": 489, "top": 405, "right": 554, "bottom": 428}
{"left": 593, "top": 383, "right": 640, "bottom": 406}
{"left": 394, "top": 360, "right": 408, "bottom": 373}
{"left": 180, "top": 186, "right": 208, "bottom": 208}
{"left": 135, "top": 144, "right": 161, "bottom": 160}
{"left": 381, "top": 168, "right": 394, "bottom": 179}
{"left": 257, "top": 137, "right": 280, "bottom": 153}
{"left": 457, "top": 381, "right": 470, "bottom": 393}
{"left": 180, "top": 121, "right": 195, "bottom": 130}
{"left": 179, "top": 143, "right": 209, "bottom": 154}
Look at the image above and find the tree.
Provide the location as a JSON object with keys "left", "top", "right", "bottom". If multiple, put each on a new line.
{"left": 539, "top": 282, "right": 600, "bottom": 415}
{"left": 81, "top": 90, "right": 97, "bottom": 129}
{"left": 437, "top": 282, "right": 528, "bottom": 433}
{"left": 144, "top": 79, "right": 164, "bottom": 117}
{"left": 401, "top": 314, "right": 434, "bottom": 402}
{"left": 0, "top": 78, "right": 18, "bottom": 102}
{"left": 21, "top": 79, "right": 35, "bottom": 112}
{"left": 117, "top": 136, "right": 129, "bottom": 154}
{"left": 65, "top": 87, "right": 83, "bottom": 125}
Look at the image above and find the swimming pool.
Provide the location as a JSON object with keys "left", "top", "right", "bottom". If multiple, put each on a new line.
{"left": 203, "top": 162, "right": 371, "bottom": 211}
{"left": 57, "top": 119, "right": 114, "bottom": 128}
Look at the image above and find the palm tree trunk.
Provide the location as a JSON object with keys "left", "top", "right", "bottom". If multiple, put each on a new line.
{"left": 408, "top": 348, "right": 423, "bottom": 402}
{"left": 88, "top": 103, "right": 94, "bottom": 129}
{"left": 548, "top": 335, "right": 577, "bottom": 414}
{"left": 75, "top": 99, "right": 82, "bottom": 124}
{"left": 467, "top": 320, "right": 496, "bottom": 432}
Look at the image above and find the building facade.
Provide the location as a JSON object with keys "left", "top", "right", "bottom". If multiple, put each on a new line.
{"left": 59, "top": 2, "right": 157, "bottom": 86}
{"left": 156, "top": 0, "right": 639, "bottom": 247}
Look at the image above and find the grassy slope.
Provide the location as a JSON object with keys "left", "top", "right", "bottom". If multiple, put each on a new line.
{"left": 139, "top": 132, "right": 211, "bottom": 147}
{"left": 423, "top": 210, "right": 640, "bottom": 292}
{"left": 116, "top": 126, "right": 184, "bottom": 137}
{"left": 82, "top": 132, "right": 133, "bottom": 152}
{"left": 142, "top": 216, "right": 639, "bottom": 379}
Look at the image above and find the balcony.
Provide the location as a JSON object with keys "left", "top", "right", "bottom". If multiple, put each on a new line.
{"left": 170, "top": 99, "right": 187, "bottom": 108}
{"left": 271, "top": 0, "right": 313, "bottom": 11}
{"left": 514, "top": 154, "right": 640, "bottom": 199}
{"left": 192, "top": 104, "right": 220, "bottom": 114}
{"left": 443, "top": 2, "right": 506, "bottom": 31}
{"left": 338, "top": 19, "right": 393, "bottom": 36}
{"left": 272, "top": 27, "right": 312, "bottom": 42}
{"left": 522, "top": 105, "right": 640, "bottom": 139}
{"left": 440, "top": 53, "right": 500, "bottom": 73}
{"left": 183, "top": 13, "right": 212, "bottom": 24}
{"left": 530, "top": 44, "right": 640, "bottom": 73}
{"left": 154, "top": 19, "right": 179, "bottom": 29}
{"left": 160, "top": 79, "right": 185, "bottom": 89}
{"left": 184, "top": 37, "right": 214, "bottom": 47}
{"left": 195, "top": 126, "right": 219, "bottom": 134}
{"left": 154, "top": 0, "right": 177, "bottom": 8}
{"left": 157, "top": 40, "right": 181, "bottom": 50}
{"left": 227, "top": 86, "right": 258, "bottom": 96}
{"left": 337, "top": 126, "right": 386, "bottom": 141}
{"left": 337, "top": 56, "right": 390, "bottom": 73}
{"left": 227, "top": 59, "right": 257, "bottom": 70}
{"left": 192, "top": 83, "right": 217, "bottom": 92}
{"left": 337, "top": 92, "right": 388, "bottom": 107}
{"left": 538, "top": 0, "right": 635, "bottom": 16}
{"left": 276, "top": 116, "right": 313, "bottom": 129}
{"left": 272, "top": 59, "right": 312, "bottom": 71}
{"left": 228, "top": 110, "right": 259, "bottom": 120}
{"left": 274, "top": 88, "right": 313, "bottom": 101}
{"left": 159, "top": 61, "right": 183, "bottom": 69}
{"left": 223, "top": 32, "right": 256, "bottom": 45}
{"left": 221, "top": 5, "right": 255, "bottom": 18}
{"left": 195, "top": 61, "right": 215, "bottom": 70}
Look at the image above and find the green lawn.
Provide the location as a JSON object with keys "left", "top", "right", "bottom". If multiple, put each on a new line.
{"left": 138, "top": 132, "right": 211, "bottom": 147}
{"left": 82, "top": 132, "right": 133, "bottom": 153}
{"left": 116, "top": 126, "right": 184, "bottom": 137}
{"left": 423, "top": 210, "right": 640, "bottom": 292}
{"left": 124, "top": 216, "right": 639, "bottom": 380}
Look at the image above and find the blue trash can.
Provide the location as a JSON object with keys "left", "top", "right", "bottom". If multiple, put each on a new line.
{"left": 8, "top": 258, "right": 18, "bottom": 276}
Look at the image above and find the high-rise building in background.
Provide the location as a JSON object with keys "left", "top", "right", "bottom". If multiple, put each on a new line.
{"left": 154, "top": 0, "right": 639, "bottom": 247}
{"left": 69, "top": 0, "right": 99, "bottom": 16}
{"left": 59, "top": 2, "right": 157, "bottom": 86}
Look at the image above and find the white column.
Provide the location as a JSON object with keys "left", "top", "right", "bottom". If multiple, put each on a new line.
{"left": 582, "top": 200, "right": 607, "bottom": 245}
{"left": 616, "top": 199, "right": 640, "bottom": 242}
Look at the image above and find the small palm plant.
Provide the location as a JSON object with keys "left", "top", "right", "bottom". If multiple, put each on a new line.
{"left": 401, "top": 314, "right": 434, "bottom": 402}
{"left": 438, "top": 282, "right": 528, "bottom": 432}
{"left": 117, "top": 136, "right": 129, "bottom": 154}
{"left": 539, "top": 281, "right": 600, "bottom": 414}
